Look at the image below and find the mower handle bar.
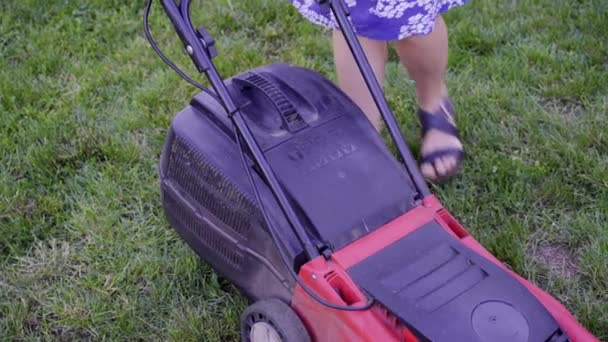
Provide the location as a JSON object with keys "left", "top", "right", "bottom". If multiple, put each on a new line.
{"left": 323, "top": 0, "right": 431, "bottom": 198}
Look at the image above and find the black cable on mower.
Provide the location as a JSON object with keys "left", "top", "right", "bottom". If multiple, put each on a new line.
{"left": 145, "top": 0, "right": 374, "bottom": 312}
{"left": 144, "top": 0, "right": 221, "bottom": 103}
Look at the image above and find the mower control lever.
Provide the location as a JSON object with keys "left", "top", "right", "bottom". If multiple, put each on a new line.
{"left": 160, "top": 0, "right": 215, "bottom": 70}
{"left": 196, "top": 27, "right": 217, "bottom": 59}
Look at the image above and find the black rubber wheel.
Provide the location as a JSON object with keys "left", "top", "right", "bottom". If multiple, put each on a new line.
{"left": 240, "top": 298, "right": 311, "bottom": 342}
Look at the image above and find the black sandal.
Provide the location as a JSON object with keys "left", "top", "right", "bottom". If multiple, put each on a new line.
{"left": 417, "top": 97, "right": 464, "bottom": 183}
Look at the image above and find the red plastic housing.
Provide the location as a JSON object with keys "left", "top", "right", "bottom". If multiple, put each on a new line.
{"left": 290, "top": 195, "right": 598, "bottom": 342}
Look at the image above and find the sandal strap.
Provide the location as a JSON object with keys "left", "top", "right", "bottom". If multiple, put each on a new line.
{"left": 417, "top": 98, "right": 458, "bottom": 137}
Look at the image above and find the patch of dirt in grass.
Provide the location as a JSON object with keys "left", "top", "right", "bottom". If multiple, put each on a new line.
{"left": 541, "top": 98, "right": 585, "bottom": 122}
{"left": 51, "top": 326, "right": 94, "bottom": 341}
{"left": 529, "top": 242, "right": 580, "bottom": 279}
{"left": 23, "top": 316, "right": 40, "bottom": 334}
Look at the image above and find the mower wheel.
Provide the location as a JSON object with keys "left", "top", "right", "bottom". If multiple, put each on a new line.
{"left": 241, "top": 298, "right": 310, "bottom": 342}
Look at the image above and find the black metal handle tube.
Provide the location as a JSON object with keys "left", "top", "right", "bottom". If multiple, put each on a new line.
{"left": 328, "top": 0, "right": 431, "bottom": 198}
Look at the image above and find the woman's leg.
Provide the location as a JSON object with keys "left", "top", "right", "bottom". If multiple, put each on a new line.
{"left": 392, "top": 16, "right": 463, "bottom": 181}
{"left": 332, "top": 30, "right": 388, "bottom": 130}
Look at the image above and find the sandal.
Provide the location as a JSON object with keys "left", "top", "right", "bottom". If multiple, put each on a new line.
{"left": 417, "top": 97, "right": 464, "bottom": 184}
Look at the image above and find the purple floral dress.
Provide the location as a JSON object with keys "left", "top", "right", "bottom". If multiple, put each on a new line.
{"left": 291, "top": 0, "right": 467, "bottom": 41}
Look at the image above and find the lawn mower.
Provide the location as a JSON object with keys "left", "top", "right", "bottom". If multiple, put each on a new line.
{"left": 144, "top": 0, "right": 600, "bottom": 341}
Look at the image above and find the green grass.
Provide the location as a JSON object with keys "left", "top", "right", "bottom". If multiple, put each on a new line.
{"left": 1, "top": 0, "right": 607, "bottom": 340}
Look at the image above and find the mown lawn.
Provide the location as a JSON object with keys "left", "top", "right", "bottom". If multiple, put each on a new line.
{"left": 1, "top": 0, "right": 607, "bottom": 340}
